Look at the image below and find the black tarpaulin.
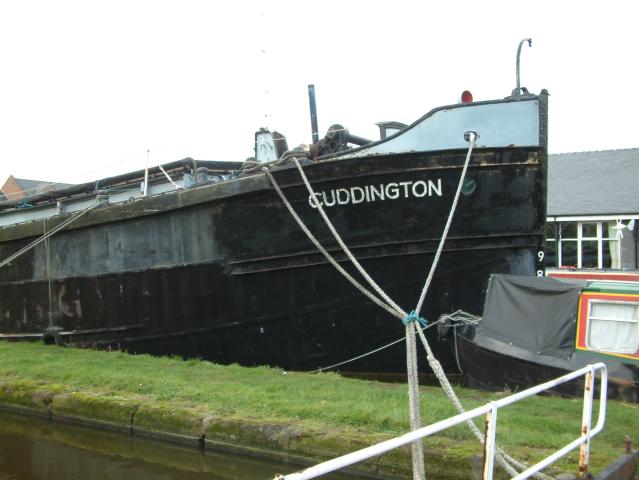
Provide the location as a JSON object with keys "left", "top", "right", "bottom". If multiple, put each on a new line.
{"left": 477, "top": 275, "right": 587, "bottom": 358}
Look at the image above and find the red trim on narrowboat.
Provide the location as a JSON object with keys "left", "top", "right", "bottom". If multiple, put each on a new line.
{"left": 576, "top": 292, "right": 639, "bottom": 359}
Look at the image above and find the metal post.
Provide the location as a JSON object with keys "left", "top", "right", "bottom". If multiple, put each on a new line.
{"left": 308, "top": 84, "right": 319, "bottom": 145}
{"left": 514, "top": 38, "right": 532, "bottom": 95}
{"left": 143, "top": 149, "right": 150, "bottom": 197}
{"left": 482, "top": 403, "right": 498, "bottom": 480}
{"left": 579, "top": 368, "right": 595, "bottom": 479}
{"left": 275, "top": 363, "right": 608, "bottom": 480}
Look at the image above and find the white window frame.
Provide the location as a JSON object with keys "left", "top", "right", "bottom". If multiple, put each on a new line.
{"left": 578, "top": 222, "right": 599, "bottom": 269}
{"left": 551, "top": 220, "right": 622, "bottom": 269}
{"left": 585, "top": 299, "right": 639, "bottom": 354}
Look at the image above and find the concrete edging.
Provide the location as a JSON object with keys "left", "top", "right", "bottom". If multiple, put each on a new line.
{"left": 2, "top": 379, "right": 628, "bottom": 480}
{"left": 594, "top": 450, "right": 638, "bottom": 480}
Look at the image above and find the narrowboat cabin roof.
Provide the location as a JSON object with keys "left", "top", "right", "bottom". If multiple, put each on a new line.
{"left": 582, "top": 280, "right": 639, "bottom": 295}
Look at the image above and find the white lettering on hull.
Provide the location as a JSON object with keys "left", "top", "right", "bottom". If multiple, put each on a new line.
{"left": 308, "top": 179, "right": 443, "bottom": 208}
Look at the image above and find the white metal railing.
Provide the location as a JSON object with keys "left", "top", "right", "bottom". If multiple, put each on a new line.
{"left": 273, "top": 363, "right": 608, "bottom": 480}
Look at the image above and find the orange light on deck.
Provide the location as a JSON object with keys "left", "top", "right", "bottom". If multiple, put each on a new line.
{"left": 461, "top": 90, "right": 473, "bottom": 103}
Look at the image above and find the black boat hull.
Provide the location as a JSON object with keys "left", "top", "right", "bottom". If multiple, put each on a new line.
{"left": 456, "top": 331, "right": 639, "bottom": 401}
{"left": 0, "top": 148, "right": 546, "bottom": 373}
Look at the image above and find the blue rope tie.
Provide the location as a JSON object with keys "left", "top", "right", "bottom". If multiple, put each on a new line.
{"left": 402, "top": 310, "right": 428, "bottom": 328}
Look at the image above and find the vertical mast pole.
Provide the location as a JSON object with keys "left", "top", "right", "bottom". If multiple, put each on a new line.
{"left": 143, "top": 149, "right": 149, "bottom": 197}
{"left": 308, "top": 84, "right": 319, "bottom": 145}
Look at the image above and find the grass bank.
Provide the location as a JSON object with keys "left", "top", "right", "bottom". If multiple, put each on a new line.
{"left": 0, "top": 342, "right": 635, "bottom": 479}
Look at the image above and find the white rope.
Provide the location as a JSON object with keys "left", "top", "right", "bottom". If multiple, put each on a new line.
{"left": 262, "top": 168, "right": 401, "bottom": 321}
{"left": 0, "top": 201, "right": 100, "bottom": 270}
{"left": 159, "top": 165, "right": 182, "bottom": 190}
{"left": 404, "top": 134, "right": 545, "bottom": 479}
{"left": 399, "top": 132, "right": 544, "bottom": 478}
{"left": 402, "top": 135, "right": 478, "bottom": 480}
{"left": 292, "top": 158, "right": 407, "bottom": 317}
{"left": 405, "top": 135, "right": 478, "bottom": 477}
{"left": 264, "top": 134, "right": 549, "bottom": 479}
{"left": 403, "top": 136, "right": 552, "bottom": 479}
{"left": 290, "top": 136, "right": 478, "bottom": 477}
{"left": 288, "top": 157, "right": 425, "bottom": 479}
{"left": 311, "top": 335, "right": 406, "bottom": 374}
{"left": 406, "top": 322, "right": 425, "bottom": 480}
{"left": 265, "top": 163, "right": 424, "bottom": 479}
{"left": 309, "top": 319, "right": 445, "bottom": 374}
{"left": 438, "top": 310, "right": 480, "bottom": 326}
{"left": 414, "top": 133, "right": 475, "bottom": 315}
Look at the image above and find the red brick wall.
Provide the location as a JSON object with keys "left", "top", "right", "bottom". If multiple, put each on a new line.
{"left": 0, "top": 176, "right": 26, "bottom": 201}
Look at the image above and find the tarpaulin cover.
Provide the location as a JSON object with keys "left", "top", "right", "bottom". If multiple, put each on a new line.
{"left": 477, "top": 275, "right": 587, "bottom": 358}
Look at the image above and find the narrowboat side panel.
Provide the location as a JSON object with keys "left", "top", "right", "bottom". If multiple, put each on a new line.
{"left": 576, "top": 291, "right": 639, "bottom": 362}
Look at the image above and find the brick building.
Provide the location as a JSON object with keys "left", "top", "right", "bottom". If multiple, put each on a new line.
{"left": 0, "top": 175, "right": 71, "bottom": 202}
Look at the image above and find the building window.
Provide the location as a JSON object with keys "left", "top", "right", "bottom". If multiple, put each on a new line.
{"left": 559, "top": 223, "right": 578, "bottom": 267}
{"left": 549, "top": 221, "right": 621, "bottom": 269}
{"left": 586, "top": 300, "right": 639, "bottom": 354}
{"left": 545, "top": 223, "right": 557, "bottom": 268}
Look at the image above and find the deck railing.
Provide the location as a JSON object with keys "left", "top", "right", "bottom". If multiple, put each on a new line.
{"left": 274, "top": 363, "right": 608, "bottom": 480}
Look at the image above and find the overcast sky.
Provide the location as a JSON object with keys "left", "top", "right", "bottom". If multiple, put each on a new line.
{"left": 0, "top": 0, "right": 637, "bottom": 187}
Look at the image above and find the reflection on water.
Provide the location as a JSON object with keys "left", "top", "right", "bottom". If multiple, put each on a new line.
{"left": 0, "top": 410, "right": 358, "bottom": 480}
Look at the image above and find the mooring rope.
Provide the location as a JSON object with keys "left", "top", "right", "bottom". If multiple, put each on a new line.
{"left": 413, "top": 134, "right": 473, "bottom": 315}
{"left": 405, "top": 320, "right": 426, "bottom": 480}
{"left": 309, "top": 315, "right": 456, "bottom": 374}
{"left": 241, "top": 148, "right": 309, "bottom": 175}
{"left": 262, "top": 163, "right": 425, "bottom": 479}
{"left": 264, "top": 135, "right": 551, "bottom": 479}
{"left": 401, "top": 134, "right": 550, "bottom": 480}
{"left": 289, "top": 136, "right": 478, "bottom": 479}
{"left": 291, "top": 158, "right": 407, "bottom": 317}
{"left": 263, "top": 168, "right": 402, "bottom": 321}
{"left": 403, "top": 133, "right": 477, "bottom": 480}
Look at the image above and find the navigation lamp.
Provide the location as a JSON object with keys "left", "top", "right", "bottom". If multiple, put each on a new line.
{"left": 461, "top": 90, "right": 473, "bottom": 103}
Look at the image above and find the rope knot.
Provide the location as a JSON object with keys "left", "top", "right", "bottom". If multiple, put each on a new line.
{"left": 402, "top": 310, "right": 428, "bottom": 328}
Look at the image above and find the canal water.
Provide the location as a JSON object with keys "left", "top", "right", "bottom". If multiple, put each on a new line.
{"left": 0, "top": 410, "right": 360, "bottom": 479}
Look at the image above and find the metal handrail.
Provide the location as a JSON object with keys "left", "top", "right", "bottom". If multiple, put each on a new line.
{"left": 274, "top": 363, "right": 608, "bottom": 480}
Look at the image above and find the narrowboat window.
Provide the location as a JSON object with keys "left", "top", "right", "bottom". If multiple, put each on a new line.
{"left": 586, "top": 300, "right": 639, "bottom": 354}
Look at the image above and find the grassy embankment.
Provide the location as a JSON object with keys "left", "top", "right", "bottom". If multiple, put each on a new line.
{"left": 0, "top": 341, "right": 636, "bottom": 479}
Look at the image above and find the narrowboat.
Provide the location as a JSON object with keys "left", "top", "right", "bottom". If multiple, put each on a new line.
{"left": 455, "top": 274, "right": 639, "bottom": 400}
